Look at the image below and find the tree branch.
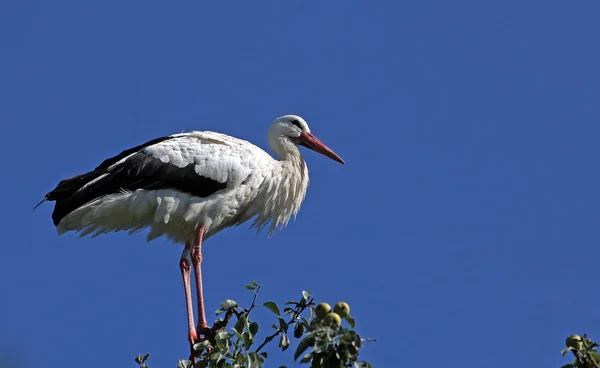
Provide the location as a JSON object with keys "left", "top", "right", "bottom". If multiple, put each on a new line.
{"left": 255, "top": 297, "right": 314, "bottom": 353}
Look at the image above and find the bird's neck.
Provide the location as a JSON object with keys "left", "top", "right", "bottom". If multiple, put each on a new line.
{"left": 270, "top": 137, "right": 299, "bottom": 162}
{"left": 251, "top": 138, "right": 309, "bottom": 234}
{"left": 277, "top": 139, "right": 304, "bottom": 166}
{"left": 274, "top": 139, "right": 309, "bottom": 200}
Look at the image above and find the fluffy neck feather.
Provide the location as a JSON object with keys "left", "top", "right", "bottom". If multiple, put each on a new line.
{"left": 251, "top": 138, "right": 309, "bottom": 235}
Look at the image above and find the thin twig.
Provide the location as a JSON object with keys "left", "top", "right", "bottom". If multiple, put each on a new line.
{"left": 212, "top": 308, "right": 237, "bottom": 331}
{"left": 255, "top": 330, "right": 280, "bottom": 353}
{"left": 197, "top": 285, "right": 262, "bottom": 346}
{"left": 245, "top": 286, "right": 261, "bottom": 315}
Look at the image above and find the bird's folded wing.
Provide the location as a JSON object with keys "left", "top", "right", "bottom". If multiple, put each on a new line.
{"left": 135, "top": 132, "right": 259, "bottom": 188}
{"left": 47, "top": 131, "right": 270, "bottom": 226}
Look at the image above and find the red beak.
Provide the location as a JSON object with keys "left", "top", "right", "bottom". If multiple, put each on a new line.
{"left": 297, "top": 132, "right": 345, "bottom": 164}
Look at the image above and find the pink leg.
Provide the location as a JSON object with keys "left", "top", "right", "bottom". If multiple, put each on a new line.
{"left": 191, "top": 225, "right": 209, "bottom": 335}
{"left": 180, "top": 243, "right": 198, "bottom": 345}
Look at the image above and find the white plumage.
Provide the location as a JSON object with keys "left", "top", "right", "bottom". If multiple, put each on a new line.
{"left": 56, "top": 130, "right": 307, "bottom": 243}
{"left": 40, "top": 114, "right": 344, "bottom": 353}
{"left": 49, "top": 116, "right": 344, "bottom": 243}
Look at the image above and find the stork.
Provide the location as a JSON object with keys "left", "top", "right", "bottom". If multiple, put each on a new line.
{"left": 38, "top": 114, "right": 344, "bottom": 353}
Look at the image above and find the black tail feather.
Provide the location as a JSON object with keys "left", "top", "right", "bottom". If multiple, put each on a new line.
{"left": 42, "top": 135, "right": 175, "bottom": 227}
{"left": 44, "top": 170, "right": 106, "bottom": 226}
{"left": 45, "top": 171, "right": 102, "bottom": 201}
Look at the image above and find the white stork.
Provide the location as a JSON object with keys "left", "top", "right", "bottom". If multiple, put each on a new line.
{"left": 39, "top": 114, "right": 344, "bottom": 351}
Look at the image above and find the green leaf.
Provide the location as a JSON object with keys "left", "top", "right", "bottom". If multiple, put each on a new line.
{"left": 245, "top": 284, "right": 256, "bottom": 290}
{"left": 177, "top": 360, "right": 193, "bottom": 368}
{"left": 220, "top": 299, "right": 238, "bottom": 311}
{"left": 193, "top": 340, "right": 212, "bottom": 352}
{"left": 135, "top": 355, "right": 143, "bottom": 364}
{"left": 300, "top": 317, "right": 310, "bottom": 328}
{"left": 313, "top": 338, "right": 329, "bottom": 354}
{"left": 300, "top": 353, "right": 313, "bottom": 363}
{"left": 279, "top": 333, "right": 290, "bottom": 351}
{"left": 247, "top": 352, "right": 264, "bottom": 368}
{"left": 344, "top": 344, "right": 359, "bottom": 361}
{"left": 232, "top": 327, "right": 243, "bottom": 340}
{"left": 278, "top": 318, "right": 289, "bottom": 333}
{"left": 234, "top": 315, "right": 246, "bottom": 334}
{"left": 217, "top": 331, "right": 230, "bottom": 340}
{"left": 345, "top": 315, "right": 356, "bottom": 328}
{"left": 561, "top": 347, "right": 574, "bottom": 356}
{"left": 243, "top": 331, "right": 253, "bottom": 350}
{"left": 351, "top": 332, "right": 363, "bottom": 348}
{"left": 294, "top": 335, "right": 315, "bottom": 360}
{"left": 252, "top": 280, "right": 260, "bottom": 287}
{"left": 302, "top": 290, "right": 312, "bottom": 301}
{"left": 142, "top": 354, "right": 150, "bottom": 363}
{"left": 249, "top": 321, "right": 259, "bottom": 336}
{"left": 210, "top": 350, "right": 224, "bottom": 364}
{"left": 294, "top": 323, "right": 304, "bottom": 338}
{"left": 216, "top": 331, "right": 231, "bottom": 350}
{"left": 195, "top": 360, "right": 209, "bottom": 368}
{"left": 262, "top": 301, "right": 281, "bottom": 317}
{"left": 560, "top": 365, "right": 575, "bottom": 368}
{"left": 591, "top": 352, "right": 600, "bottom": 363}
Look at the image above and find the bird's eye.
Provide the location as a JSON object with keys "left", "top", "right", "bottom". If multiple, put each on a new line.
{"left": 289, "top": 119, "right": 303, "bottom": 130}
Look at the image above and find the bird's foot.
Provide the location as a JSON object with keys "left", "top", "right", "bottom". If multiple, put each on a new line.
{"left": 188, "top": 330, "right": 199, "bottom": 345}
{"left": 187, "top": 331, "right": 199, "bottom": 363}
{"left": 188, "top": 325, "right": 213, "bottom": 361}
{"left": 197, "top": 325, "right": 214, "bottom": 354}
{"left": 197, "top": 323, "right": 211, "bottom": 336}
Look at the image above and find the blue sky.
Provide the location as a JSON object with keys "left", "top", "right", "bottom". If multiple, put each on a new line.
{"left": 1, "top": 1, "right": 599, "bottom": 367}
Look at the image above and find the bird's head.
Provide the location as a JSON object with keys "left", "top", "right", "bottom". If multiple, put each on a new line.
{"left": 268, "top": 115, "right": 345, "bottom": 164}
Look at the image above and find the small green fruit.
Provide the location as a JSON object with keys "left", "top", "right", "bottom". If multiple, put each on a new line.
{"left": 323, "top": 312, "right": 342, "bottom": 327}
{"left": 333, "top": 302, "right": 350, "bottom": 318}
{"left": 315, "top": 303, "right": 331, "bottom": 319}
{"left": 566, "top": 335, "right": 583, "bottom": 351}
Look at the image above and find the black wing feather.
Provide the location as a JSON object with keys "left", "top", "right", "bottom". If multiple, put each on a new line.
{"left": 45, "top": 136, "right": 227, "bottom": 226}
{"left": 94, "top": 136, "right": 173, "bottom": 170}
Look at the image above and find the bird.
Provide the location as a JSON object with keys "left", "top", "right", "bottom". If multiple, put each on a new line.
{"left": 38, "top": 114, "right": 345, "bottom": 354}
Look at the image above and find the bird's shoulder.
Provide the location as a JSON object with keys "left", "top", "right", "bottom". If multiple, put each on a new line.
{"left": 105, "top": 131, "right": 274, "bottom": 186}
{"left": 149, "top": 131, "right": 274, "bottom": 166}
